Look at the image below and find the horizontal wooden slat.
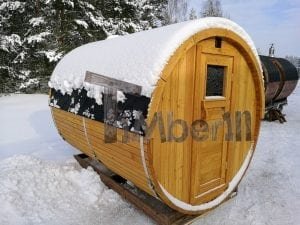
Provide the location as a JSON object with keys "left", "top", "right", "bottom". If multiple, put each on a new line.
{"left": 85, "top": 71, "right": 142, "bottom": 95}
{"left": 91, "top": 143, "right": 145, "bottom": 173}
{"left": 94, "top": 153, "right": 151, "bottom": 193}
{"left": 58, "top": 130, "right": 93, "bottom": 157}
{"left": 88, "top": 134, "right": 148, "bottom": 162}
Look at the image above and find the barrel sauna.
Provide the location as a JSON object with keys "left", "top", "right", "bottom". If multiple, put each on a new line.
{"left": 260, "top": 55, "right": 299, "bottom": 121}
{"left": 49, "top": 18, "right": 265, "bottom": 214}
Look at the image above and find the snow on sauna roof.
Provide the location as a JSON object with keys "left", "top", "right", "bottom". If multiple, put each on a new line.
{"left": 49, "top": 17, "right": 260, "bottom": 100}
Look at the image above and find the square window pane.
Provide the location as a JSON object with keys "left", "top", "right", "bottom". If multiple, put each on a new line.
{"left": 206, "top": 65, "right": 225, "bottom": 96}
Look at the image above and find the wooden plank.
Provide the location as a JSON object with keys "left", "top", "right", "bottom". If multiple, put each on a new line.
{"left": 97, "top": 155, "right": 152, "bottom": 193}
{"left": 92, "top": 149, "right": 152, "bottom": 191}
{"left": 91, "top": 143, "right": 146, "bottom": 176}
{"left": 87, "top": 134, "right": 148, "bottom": 161}
{"left": 162, "top": 67, "right": 171, "bottom": 195}
{"left": 176, "top": 57, "right": 184, "bottom": 200}
{"left": 86, "top": 123, "right": 142, "bottom": 149}
{"left": 182, "top": 46, "right": 196, "bottom": 203}
{"left": 57, "top": 128, "right": 94, "bottom": 157}
{"left": 103, "top": 86, "right": 118, "bottom": 143}
{"left": 168, "top": 64, "right": 177, "bottom": 197}
{"left": 85, "top": 71, "right": 142, "bottom": 95}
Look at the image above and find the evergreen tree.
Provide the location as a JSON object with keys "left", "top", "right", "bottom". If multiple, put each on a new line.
{"left": 0, "top": 1, "right": 25, "bottom": 91}
{"left": 0, "top": 0, "right": 168, "bottom": 93}
{"left": 140, "top": 0, "right": 168, "bottom": 27}
{"left": 49, "top": 0, "right": 107, "bottom": 52}
{"left": 189, "top": 8, "right": 197, "bottom": 20}
{"left": 200, "top": 0, "right": 229, "bottom": 18}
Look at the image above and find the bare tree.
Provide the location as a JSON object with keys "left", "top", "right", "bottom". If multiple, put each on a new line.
{"left": 286, "top": 55, "right": 300, "bottom": 75}
{"left": 200, "top": 0, "right": 224, "bottom": 17}
{"left": 166, "top": 0, "right": 188, "bottom": 24}
{"left": 286, "top": 55, "right": 300, "bottom": 67}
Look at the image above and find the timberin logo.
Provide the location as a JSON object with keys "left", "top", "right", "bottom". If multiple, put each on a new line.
{"left": 103, "top": 111, "right": 252, "bottom": 144}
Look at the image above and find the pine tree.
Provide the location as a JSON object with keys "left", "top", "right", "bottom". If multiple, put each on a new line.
{"left": 49, "top": 0, "right": 107, "bottom": 52}
{"left": 0, "top": 0, "right": 168, "bottom": 93}
{"left": 200, "top": 0, "right": 229, "bottom": 18}
{"left": 0, "top": 1, "right": 26, "bottom": 92}
{"left": 189, "top": 8, "right": 197, "bottom": 20}
{"left": 100, "top": 0, "right": 159, "bottom": 35}
{"left": 19, "top": 0, "right": 55, "bottom": 92}
{"left": 140, "top": 0, "right": 168, "bottom": 28}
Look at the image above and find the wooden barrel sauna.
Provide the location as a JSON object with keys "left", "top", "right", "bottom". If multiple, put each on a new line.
{"left": 260, "top": 55, "right": 299, "bottom": 106}
{"left": 49, "top": 18, "right": 265, "bottom": 214}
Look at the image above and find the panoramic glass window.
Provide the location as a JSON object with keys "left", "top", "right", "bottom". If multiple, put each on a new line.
{"left": 206, "top": 65, "right": 225, "bottom": 96}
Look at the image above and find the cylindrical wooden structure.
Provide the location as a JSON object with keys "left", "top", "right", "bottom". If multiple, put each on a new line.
{"left": 49, "top": 18, "right": 265, "bottom": 214}
{"left": 260, "top": 55, "right": 299, "bottom": 105}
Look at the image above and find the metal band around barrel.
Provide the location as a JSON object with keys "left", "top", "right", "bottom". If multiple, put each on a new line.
{"left": 140, "top": 136, "right": 159, "bottom": 198}
{"left": 82, "top": 117, "right": 96, "bottom": 158}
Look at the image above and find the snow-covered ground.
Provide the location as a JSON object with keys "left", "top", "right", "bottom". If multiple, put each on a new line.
{"left": 0, "top": 86, "right": 299, "bottom": 225}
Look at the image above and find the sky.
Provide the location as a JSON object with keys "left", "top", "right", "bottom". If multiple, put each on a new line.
{"left": 189, "top": 0, "right": 300, "bottom": 57}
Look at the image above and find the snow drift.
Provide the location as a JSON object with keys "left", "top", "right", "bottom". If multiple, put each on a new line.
{"left": 0, "top": 155, "right": 152, "bottom": 225}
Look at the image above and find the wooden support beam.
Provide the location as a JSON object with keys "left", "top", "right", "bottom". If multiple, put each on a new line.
{"left": 84, "top": 71, "right": 142, "bottom": 95}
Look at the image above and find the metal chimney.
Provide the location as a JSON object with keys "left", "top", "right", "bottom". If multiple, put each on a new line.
{"left": 269, "top": 43, "right": 275, "bottom": 57}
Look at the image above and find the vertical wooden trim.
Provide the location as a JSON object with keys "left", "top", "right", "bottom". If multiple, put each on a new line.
{"left": 103, "top": 87, "right": 118, "bottom": 143}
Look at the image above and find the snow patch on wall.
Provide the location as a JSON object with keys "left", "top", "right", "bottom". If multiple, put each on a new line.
{"left": 49, "top": 98, "right": 60, "bottom": 109}
{"left": 69, "top": 102, "right": 81, "bottom": 114}
{"left": 84, "top": 82, "right": 105, "bottom": 105}
{"left": 117, "top": 90, "right": 126, "bottom": 103}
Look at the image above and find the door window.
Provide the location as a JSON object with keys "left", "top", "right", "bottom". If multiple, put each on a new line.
{"left": 206, "top": 65, "right": 225, "bottom": 97}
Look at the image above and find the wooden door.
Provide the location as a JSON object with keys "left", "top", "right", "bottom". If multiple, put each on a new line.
{"left": 190, "top": 48, "right": 233, "bottom": 204}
